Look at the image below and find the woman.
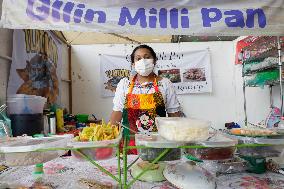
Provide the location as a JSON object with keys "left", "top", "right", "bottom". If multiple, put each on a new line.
{"left": 110, "top": 45, "right": 181, "bottom": 153}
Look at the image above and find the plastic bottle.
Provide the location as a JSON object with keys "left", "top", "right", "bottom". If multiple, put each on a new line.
{"left": 56, "top": 109, "right": 64, "bottom": 132}
{"left": 33, "top": 163, "right": 44, "bottom": 181}
{"left": 49, "top": 112, "right": 56, "bottom": 134}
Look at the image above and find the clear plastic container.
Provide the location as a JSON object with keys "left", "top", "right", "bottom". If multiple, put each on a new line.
{"left": 0, "top": 135, "right": 71, "bottom": 166}
{"left": 254, "top": 135, "right": 284, "bottom": 145}
{"left": 187, "top": 147, "right": 236, "bottom": 160}
{"left": 7, "top": 94, "right": 47, "bottom": 114}
{"left": 225, "top": 131, "right": 284, "bottom": 144}
{"left": 156, "top": 117, "right": 210, "bottom": 142}
{"left": 135, "top": 133, "right": 182, "bottom": 161}
{"left": 137, "top": 148, "right": 181, "bottom": 162}
{"left": 199, "top": 132, "right": 238, "bottom": 147}
{"left": 237, "top": 145, "right": 283, "bottom": 157}
{"left": 135, "top": 133, "right": 185, "bottom": 148}
{"left": 185, "top": 133, "right": 238, "bottom": 160}
{"left": 69, "top": 130, "right": 122, "bottom": 161}
{"left": 225, "top": 132, "right": 284, "bottom": 157}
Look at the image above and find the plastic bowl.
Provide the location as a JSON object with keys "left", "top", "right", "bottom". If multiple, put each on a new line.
{"left": 7, "top": 95, "right": 46, "bottom": 114}
{"left": 70, "top": 130, "right": 122, "bottom": 161}
{"left": 156, "top": 117, "right": 210, "bottom": 142}
{"left": 72, "top": 147, "right": 116, "bottom": 161}
{"left": 0, "top": 135, "right": 70, "bottom": 166}
{"left": 138, "top": 148, "right": 181, "bottom": 161}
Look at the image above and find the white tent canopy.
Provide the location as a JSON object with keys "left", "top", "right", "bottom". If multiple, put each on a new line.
{"left": 1, "top": 0, "right": 284, "bottom": 35}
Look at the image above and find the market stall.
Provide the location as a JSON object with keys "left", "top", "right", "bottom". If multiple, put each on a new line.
{"left": 1, "top": 0, "right": 284, "bottom": 189}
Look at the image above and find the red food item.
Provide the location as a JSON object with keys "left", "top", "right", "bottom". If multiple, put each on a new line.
{"left": 95, "top": 148, "right": 114, "bottom": 160}
{"left": 187, "top": 147, "right": 235, "bottom": 160}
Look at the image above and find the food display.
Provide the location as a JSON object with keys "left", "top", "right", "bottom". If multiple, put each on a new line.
{"left": 138, "top": 148, "right": 181, "bottom": 161}
{"left": 135, "top": 133, "right": 185, "bottom": 148}
{"left": 74, "top": 122, "right": 120, "bottom": 142}
{"left": 135, "top": 133, "right": 182, "bottom": 161}
{"left": 0, "top": 135, "right": 70, "bottom": 166}
{"left": 156, "top": 117, "right": 210, "bottom": 142}
{"left": 71, "top": 122, "right": 122, "bottom": 161}
{"left": 230, "top": 128, "right": 277, "bottom": 136}
{"left": 187, "top": 147, "right": 236, "bottom": 160}
{"left": 186, "top": 132, "right": 237, "bottom": 160}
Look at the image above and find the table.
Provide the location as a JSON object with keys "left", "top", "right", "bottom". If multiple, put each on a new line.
{"left": 0, "top": 156, "right": 284, "bottom": 189}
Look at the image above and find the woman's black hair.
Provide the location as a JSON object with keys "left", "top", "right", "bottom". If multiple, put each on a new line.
{"left": 130, "top": 44, "right": 157, "bottom": 63}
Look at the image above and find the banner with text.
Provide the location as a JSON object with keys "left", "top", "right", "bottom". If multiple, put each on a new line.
{"left": 1, "top": 0, "right": 284, "bottom": 35}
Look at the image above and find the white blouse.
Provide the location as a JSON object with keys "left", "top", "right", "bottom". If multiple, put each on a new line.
{"left": 113, "top": 77, "right": 180, "bottom": 113}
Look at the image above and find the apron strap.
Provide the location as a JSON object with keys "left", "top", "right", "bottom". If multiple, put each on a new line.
{"left": 128, "top": 75, "right": 137, "bottom": 94}
{"left": 153, "top": 77, "right": 159, "bottom": 92}
{"left": 128, "top": 74, "right": 159, "bottom": 93}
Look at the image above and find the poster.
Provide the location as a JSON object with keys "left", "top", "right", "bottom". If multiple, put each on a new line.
{"left": 100, "top": 54, "right": 131, "bottom": 97}
{"left": 2, "top": 0, "right": 284, "bottom": 35}
{"left": 8, "top": 30, "right": 63, "bottom": 104}
{"left": 100, "top": 49, "right": 212, "bottom": 97}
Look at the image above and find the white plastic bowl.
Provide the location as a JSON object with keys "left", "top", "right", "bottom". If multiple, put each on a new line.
{"left": 156, "top": 117, "right": 210, "bottom": 142}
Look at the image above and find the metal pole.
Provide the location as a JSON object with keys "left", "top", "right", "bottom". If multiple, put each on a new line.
{"left": 123, "top": 138, "right": 128, "bottom": 189}
{"left": 117, "top": 145, "right": 122, "bottom": 189}
{"left": 242, "top": 50, "right": 248, "bottom": 126}
{"left": 270, "top": 85, "right": 273, "bottom": 108}
{"left": 277, "top": 36, "right": 283, "bottom": 115}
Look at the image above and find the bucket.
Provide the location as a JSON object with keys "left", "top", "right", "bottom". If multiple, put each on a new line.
{"left": 10, "top": 114, "right": 44, "bottom": 136}
{"left": 7, "top": 95, "right": 47, "bottom": 114}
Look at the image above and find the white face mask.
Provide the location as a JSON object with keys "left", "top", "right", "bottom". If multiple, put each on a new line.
{"left": 134, "top": 59, "right": 154, "bottom": 76}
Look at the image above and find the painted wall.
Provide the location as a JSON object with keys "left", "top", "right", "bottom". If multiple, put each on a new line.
{"left": 60, "top": 44, "right": 70, "bottom": 112}
{"left": 71, "top": 42, "right": 252, "bottom": 129}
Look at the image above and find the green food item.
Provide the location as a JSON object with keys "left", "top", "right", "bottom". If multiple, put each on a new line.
{"left": 130, "top": 162, "right": 166, "bottom": 182}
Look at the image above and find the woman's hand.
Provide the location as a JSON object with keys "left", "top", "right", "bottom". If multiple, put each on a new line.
{"left": 109, "top": 111, "right": 123, "bottom": 125}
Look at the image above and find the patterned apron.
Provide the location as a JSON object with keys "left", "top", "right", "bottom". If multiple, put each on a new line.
{"left": 122, "top": 75, "right": 166, "bottom": 154}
